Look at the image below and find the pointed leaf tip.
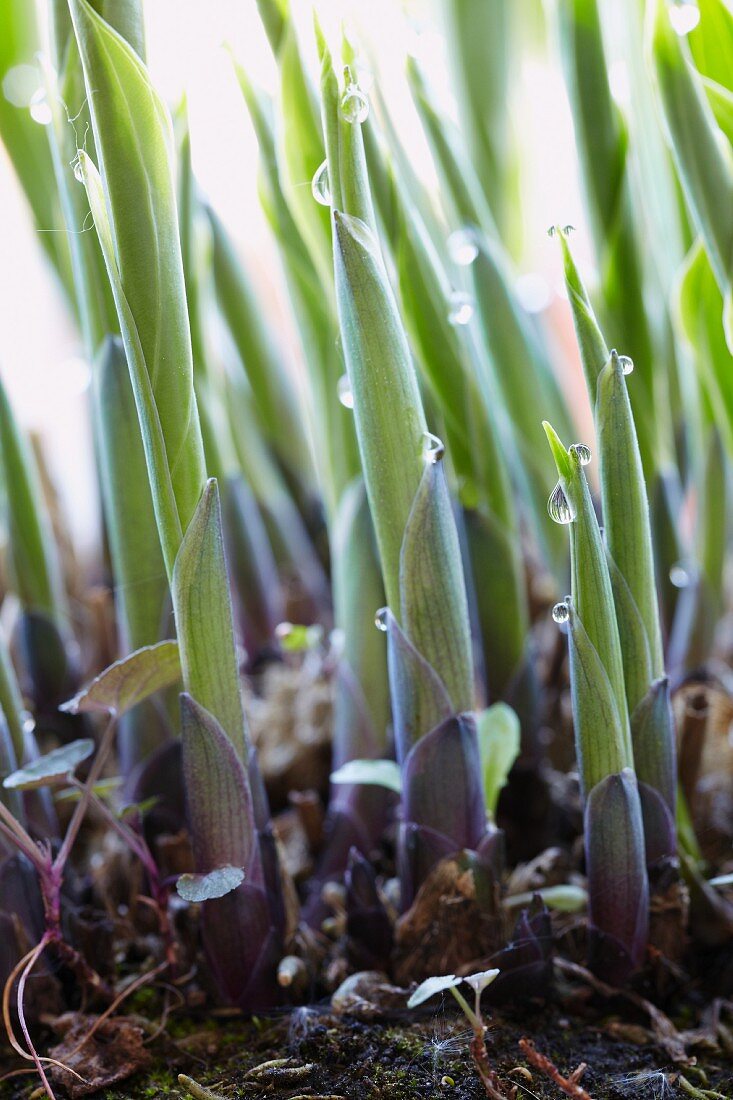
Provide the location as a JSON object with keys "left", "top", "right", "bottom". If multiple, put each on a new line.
{"left": 543, "top": 421, "right": 572, "bottom": 479}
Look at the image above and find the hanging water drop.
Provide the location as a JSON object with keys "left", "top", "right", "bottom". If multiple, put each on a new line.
{"left": 552, "top": 602, "right": 570, "bottom": 624}
{"left": 618, "top": 354, "right": 634, "bottom": 376}
{"left": 669, "top": 1, "right": 700, "bottom": 35}
{"left": 375, "top": 607, "right": 389, "bottom": 632}
{"left": 563, "top": 224, "right": 576, "bottom": 235}
{"left": 311, "top": 159, "right": 331, "bottom": 206}
{"left": 447, "top": 228, "right": 478, "bottom": 267}
{"left": 547, "top": 225, "right": 557, "bottom": 238}
{"left": 448, "top": 290, "right": 474, "bottom": 326}
{"left": 669, "top": 561, "right": 694, "bottom": 588}
{"left": 73, "top": 155, "right": 84, "bottom": 183}
{"left": 548, "top": 481, "right": 575, "bottom": 525}
{"left": 422, "top": 431, "right": 445, "bottom": 464}
{"left": 341, "top": 84, "right": 369, "bottom": 125}
{"left": 571, "top": 443, "right": 592, "bottom": 466}
{"left": 337, "top": 374, "right": 354, "bottom": 409}
{"left": 29, "top": 87, "right": 51, "bottom": 125}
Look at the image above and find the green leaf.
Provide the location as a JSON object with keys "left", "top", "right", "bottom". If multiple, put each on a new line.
{"left": 566, "top": 606, "right": 631, "bottom": 793}
{"left": 176, "top": 865, "right": 245, "bottom": 903}
{"left": 676, "top": 240, "right": 733, "bottom": 451}
{"left": 596, "top": 353, "right": 664, "bottom": 685}
{"left": 331, "top": 478, "right": 390, "bottom": 755}
{"left": 180, "top": 694, "right": 255, "bottom": 873}
{"left": 330, "top": 758, "right": 402, "bottom": 795}
{"left": 504, "top": 885, "right": 587, "bottom": 913}
{"left": 93, "top": 337, "right": 169, "bottom": 654}
{"left": 476, "top": 703, "right": 520, "bottom": 820}
{"left": 75, "top": 148, "right": 185, "bottom": 578}
{"left": 544, "top": 422, "right": 629, "bottom": 744}
{"left": 649, "top": 0, "right": 733, "bottom": 300}
{"left": 207, "top": 207, "right": 312, "bottom": 491}
{"left": 0, "top": 373, "right": 67, "bottom": 629}
{"left": 62, "top": 641, "right": 180, "bottom": 718}
{"left": 69, "top": 0, "right": 206, "bottom": 565}
{"left": 399, "top": 461, "right": 474, "bottom": 714}
{"left": 3, "top": 739, "right": 94, "bottom": 791}
{"left": 172, "top": 480, "right": 247, "bottom": 760}
{"left": 333, "top": 210, "right": 427, "bottom": 611}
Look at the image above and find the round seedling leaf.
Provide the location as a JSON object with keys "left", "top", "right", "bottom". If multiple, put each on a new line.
{"left": 3, "top": 738, "right": 95, "bottom": 791}
{"left": 330, "top": 758, "right": 402, "bottom": 794}
{"left": 407, "top": 974, "right": 463, "bottom": 1008}
{"left": 176, "top": 865, "right": 245, "bottom": 903}
{"left": 463, "top": 969, "right": 500, "bottom": 996}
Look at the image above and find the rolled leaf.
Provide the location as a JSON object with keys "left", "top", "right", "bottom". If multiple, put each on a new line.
{"left": 585, "top": 769, "right": 649, "bottom": 980}
{"left": 172, "top": 480, "right": 246, "bottom": 760}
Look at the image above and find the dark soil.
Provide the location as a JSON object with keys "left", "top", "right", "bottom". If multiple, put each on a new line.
{"left": 3, "top": 1003, "right": 731, "bottom": 1100}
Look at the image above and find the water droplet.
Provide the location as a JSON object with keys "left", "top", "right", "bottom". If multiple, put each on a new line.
{"left": 337, "top": 374, "right": 354, "bottom": 409}
{"left": 516, "top": 272, "right": 551, "bottom": 313}
{"left": 552, "top": 601, "right": 570, "bottom": 624}
{"left": 669, "top": 561, "right": 695, "bottom": 588}
{"left": 571, "top": 443, "right": 592, "bottom": 466}
{"left": 619, "top": 355, "right": 634, "bottom": 375}
{"left": 3, "top": 63, "right": 38, "bottom": 107}
{"left": 447, "top": 228, "right": 478, "bottom": 266}
{"left": 448, "top": 290, "right": 474, "bottom": 326}
{"left": 563, "top": 224, "right": 576, "bottom": 235}
{"left": 73, "top": 155, "right": 84, "bottom": 183}
{"left": 341, "top": 84, "right": 369, "bottom": 125}
{"left": 548, "top": 481, "right": 575, "bottom": 525}
{"left": 547, "top": 225, "right": 557, "bottom": 238}
{"left": 422, "top": 431, "right": 445, "bottom": 463}
{"left": 29, "top": 87, "right": 51, "bottom": 125}
{"left": 669, "top": 1, "right": 700, "bottom": 35}
{"left": 311, "top": 159, "right": 331, "bottom": 206}
{"left": 375, "top": 607, "right": 389, "bottom": 632}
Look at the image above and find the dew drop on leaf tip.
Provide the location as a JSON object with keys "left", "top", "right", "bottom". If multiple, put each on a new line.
{"left": 571, "top": 443, "right": 592, "bottom": 466}
{"left": 341, "top": 85, "right": 369, "bottom": 125}
{"left": 552, "top": 601, "right": 570, "bottom": 625}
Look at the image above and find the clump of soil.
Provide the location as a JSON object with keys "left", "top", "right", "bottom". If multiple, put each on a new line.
{"left": 3, "top": 1000, "right": 729, "bottom": 1100}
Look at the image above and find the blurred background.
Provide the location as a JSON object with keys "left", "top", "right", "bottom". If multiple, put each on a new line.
{"left": 0, "top": 0, "right": 600, "bottom": 554}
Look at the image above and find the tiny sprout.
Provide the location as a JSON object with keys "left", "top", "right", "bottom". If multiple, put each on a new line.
{"left": 423, "top": 431, "right": 446, "bottom": 464}
{"left": 441, "top": 1076, "right": 455, "bottom": 1087}
{"left": 275, "top": 621, "right": 323, "bottom": 651}
{"left": 552, "top": 601, "right": 570, "bottom": 625}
